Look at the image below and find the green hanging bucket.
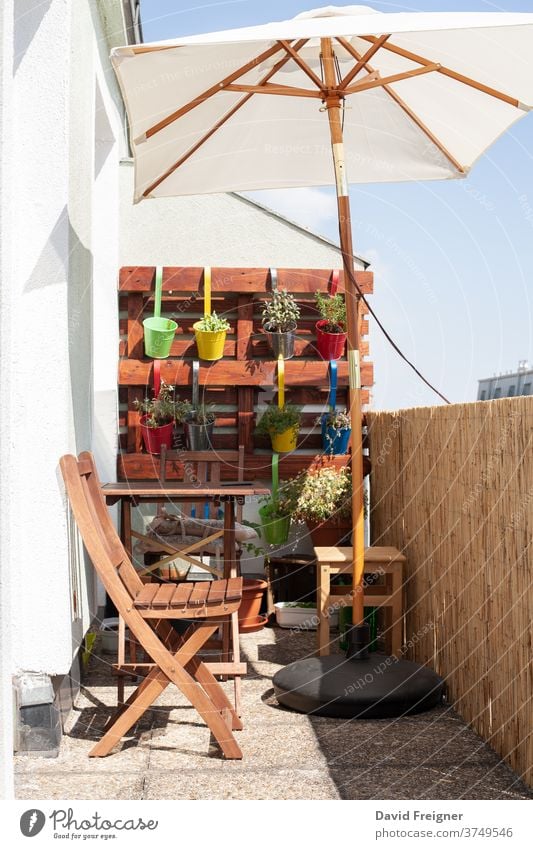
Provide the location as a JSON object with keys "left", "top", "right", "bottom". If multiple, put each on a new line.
{"left": 143, "top": 266, "right": 177, "bottom": 359}
{"left": 259, "top": 455, "right": 290, "bottom": 545}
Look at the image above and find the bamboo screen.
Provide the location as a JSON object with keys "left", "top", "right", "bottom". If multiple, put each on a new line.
{"left": 367, "top": 397, "right": 533, "bottom": 787}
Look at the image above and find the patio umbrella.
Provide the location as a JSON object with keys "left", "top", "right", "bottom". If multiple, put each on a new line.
{"left": 111, "top": 5, "right": 533, "bottom": 717}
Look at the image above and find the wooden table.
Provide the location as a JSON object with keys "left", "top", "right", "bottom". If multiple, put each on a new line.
{"left": 314, "top": 546, "right": 406, "bottom": 657}
{"left": 102, "top": 480, "right": 269, "bottom": 714}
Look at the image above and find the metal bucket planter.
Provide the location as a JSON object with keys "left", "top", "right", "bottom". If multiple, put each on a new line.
{"left": 143, "top": 267, "right": 177, "bottom": 358}
{"left": 271, "top": 426, "right": 298, "bottom": 453}
{"left": 259, "top": 503, "right": 291, "bottom": 545}
{"left": 322, "top": 422, "right": 351, "bottom": 454}
{"left": 264, "top": 322, "right": 296, "bottom": 360}
{"left": 193, "top": 324, "right": 227, "bottom": 361}
{"left": 315, "top": 320, "right": 346, "bottom": 360}
{"left": 143, "top": 316, "right": 177, "bottom": 358}
{"left": 140, "top": 415, "right": 174, "bottom": 454}
{"left": 184, "top": 418, "right": 215, "bottom": 450}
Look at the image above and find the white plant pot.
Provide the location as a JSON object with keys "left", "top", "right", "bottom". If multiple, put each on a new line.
{"left": 274, "top": 602, "right": 338, "bottom": 630}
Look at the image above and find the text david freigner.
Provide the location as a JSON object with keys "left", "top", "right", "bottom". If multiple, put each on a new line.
{"left": 376, "top": 811, "right": 463, "bottom": 824}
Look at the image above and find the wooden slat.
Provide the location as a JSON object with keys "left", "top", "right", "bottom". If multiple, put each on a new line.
{"left": 119, "top": 267, "right": 373, "bottom": 295}
{"left": 207, "top": 579, "right": 227, "bottom": 604}
{"left": 118, "top": 452, "right": 370, "bottom": 480}
{"left": 152, "top": 583, "right": 178, "bottom": 609}
{"left": 225, "top": 577, "right": 243, "bottom": 602}
{"left": 133, "top": 584, "right": 159, "bottom": 609}
{"left": 188, "top": 583, "right": 210, "bottom": 606}
{"left": 119, "top": 359, "right": 374, "bottom": 388}
{"left": 172, "top": 583, "right": 194, "bottom": 607}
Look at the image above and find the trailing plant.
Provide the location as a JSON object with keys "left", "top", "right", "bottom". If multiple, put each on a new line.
{"left": 255, "top": 403, "right": 302, "bottom": 436}
{"left": 262, "top": 289, "right": 301, "bottom": 332}
{"left": 315, "top": 292, "right": 346, "bottom": 333}
{"left": 195, "top": 311, "right": 230, "bottom": 332}
{"left": 134, "top": 380, "right": 191, "bottom": 428}
{"left": 291, "top": 466, "right": 353, "bottom": 523}
{"left": 258, "top": 474, "right": 302, "bottom": 520}
{"left": 320, "top": 409, "right": 351, "bottom": 430}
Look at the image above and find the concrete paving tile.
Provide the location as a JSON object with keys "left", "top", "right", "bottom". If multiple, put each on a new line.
{"left": 144, "top": 768, "right": 339, "bottom": 800}
{"left": 329, "top": 764, "right": 533, "bottom": 800}
{"left": 15, "top": 773, "right": 144, "bottom": 800}
{"left": 147, "top": 717, "right": 325, "bottom": 771}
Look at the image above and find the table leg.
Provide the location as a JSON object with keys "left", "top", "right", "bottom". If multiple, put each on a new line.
{"left": 120, "top": 498, "right": 132, "bottom": 559}
{"left": 317, "top": 562, "right": 331, "bottom": 657}
{"left": 390, "top": 563, "right": 403, "bottom": 657}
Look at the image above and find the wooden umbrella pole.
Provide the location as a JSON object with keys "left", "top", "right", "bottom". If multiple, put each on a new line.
{"left": 321, "top": 38, "right": 365, "bottom": 627}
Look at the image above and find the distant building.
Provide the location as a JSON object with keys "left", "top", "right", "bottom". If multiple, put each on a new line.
{"left": 477, "top": 361, "right": 532, "bottom": 400}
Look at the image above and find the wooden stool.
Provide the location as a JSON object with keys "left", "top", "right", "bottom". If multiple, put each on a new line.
{"left": 314, "top": 546, "right": 406, "bottom": 657}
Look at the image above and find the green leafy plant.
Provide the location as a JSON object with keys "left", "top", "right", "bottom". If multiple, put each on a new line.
{"left": 196, "top": 311, "right": 230, "bottom": 332}
{"left": 134, "top": 380, "right": 191, "bottom": 428}
{"left": 187, "top": 403, "right": 216, "bottom": 425}
{"left": 262, "top": 290, "right": 301, "bottom": 333}
{"left": 315, "top": 292, "right": 346, "bottom": 333}
{"left": 291, "top": 466, "right": 353, "bottom": 523}
{"left": 256, "top": 403, "right": 302, "bottom": 437}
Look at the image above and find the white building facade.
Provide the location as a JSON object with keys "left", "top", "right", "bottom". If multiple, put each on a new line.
{"left": 477, "top": 361, "right": 532, "bottom": 400}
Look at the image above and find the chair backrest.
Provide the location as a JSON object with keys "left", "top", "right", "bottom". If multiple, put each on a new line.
{"left": 158, "top": 445, "right": 246, "bottom": 521}
{"left": 59, "top": 453, "right": 143, "bottom": 614}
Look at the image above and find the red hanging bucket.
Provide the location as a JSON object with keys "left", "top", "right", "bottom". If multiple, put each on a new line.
{"left": 140, "top": 416, "right": 174, "bottom": 454}
{"left": 315, "top": 320, "right": 347, "bottom": 360}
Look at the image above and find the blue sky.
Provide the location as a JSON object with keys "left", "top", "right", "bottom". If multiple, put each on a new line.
{"left": 139, "top": 1, "right": 533, "bottom": 410}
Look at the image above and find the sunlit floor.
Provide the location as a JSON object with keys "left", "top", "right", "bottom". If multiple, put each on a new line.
{"left": 14, "top": 627, "right": 533, "bottom": 800}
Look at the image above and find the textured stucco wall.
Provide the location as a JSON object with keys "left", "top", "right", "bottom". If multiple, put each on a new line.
{"left": 0, "top": 0, "right": 123, "bottom": 684}
{"left": 120, "top": 161, "right": 367, "bottom": 271}
{"left": 0, "top": 0, "right": 15, "bottom": 802}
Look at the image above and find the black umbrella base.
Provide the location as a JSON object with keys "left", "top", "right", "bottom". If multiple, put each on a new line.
{"left": 273, "top": 653, "right": 445, "bottom": 719}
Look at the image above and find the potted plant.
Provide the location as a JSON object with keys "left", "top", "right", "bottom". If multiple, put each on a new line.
{"left": 262, "top": 289, "right": 301, "bottom": 360}
{"left": 193, "top": 312, "right": 230, "bottom": 361}
{"left": 134, "top": 380, "right": 189, "bottom": 455}
{"left": 320, "top": 408, "right": 351, "bottom": 454}
{"left": 292, "top": 465, "right": 354, "bottom": 546}
{"left": 256, "top": 403, "right": 302, "bottom": 452}
{"left": 258, "top": 476, "right": 300, "bottom": 545}
{"left": 315, "top": 292, "right": 347, "bottom": 360}
{"left": 184, "top": 404, "right": 216, "bottom": 450}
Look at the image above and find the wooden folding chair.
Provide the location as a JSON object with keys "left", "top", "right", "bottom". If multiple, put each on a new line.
{"left": 60, "top": 452, "right": 244, "bottom": 759}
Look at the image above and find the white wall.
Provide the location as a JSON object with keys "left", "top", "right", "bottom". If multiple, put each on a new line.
{"left": 120, "top": 161, "right": 367, "bottom": 271}
{"left": 0, "top": 0, "right": 123, "bottom": 689}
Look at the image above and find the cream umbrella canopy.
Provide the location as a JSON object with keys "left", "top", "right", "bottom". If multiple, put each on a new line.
{"left": 112, "top": 5, "right": 533, "bottom": 715}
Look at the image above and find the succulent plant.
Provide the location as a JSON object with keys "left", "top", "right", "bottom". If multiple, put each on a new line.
{"left": 196, "top": 311, "right": 230, "bottom": 332}
{"left": 255, "top": 403, "right": 302, "bottom": 436}
{"left": 262, "top": 290, "right": 301, "bottom": 333}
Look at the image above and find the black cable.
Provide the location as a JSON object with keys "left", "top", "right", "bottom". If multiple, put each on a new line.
{"left": 345, "top": 265, "right": 452, "bottom": 405}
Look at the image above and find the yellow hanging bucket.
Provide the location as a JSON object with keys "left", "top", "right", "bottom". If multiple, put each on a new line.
{"left": 193, "top": 323, "right": 227, "bottom": 361}
{"left": 271, "top": 427, "right": 298, "bottom": 453}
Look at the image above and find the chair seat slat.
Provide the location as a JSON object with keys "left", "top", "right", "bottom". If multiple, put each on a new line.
{"left": 225, "top": 577, "right": 243, "bottom": 602}
{"left": 207, "top": 579, "right": 227, "bottom": 604}
{"left": 152, "top": 583, "right": 178, "bottom": 609}
{"left": 172, "top": 583, "right": 194, "bottom": 607}
{"left": 133, "top": 583, "right": 159, "bottom": 609}
{"left": 188, "top": 583, "right": 210, "bottom": 606}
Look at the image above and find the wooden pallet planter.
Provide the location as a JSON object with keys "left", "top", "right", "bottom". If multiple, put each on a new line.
{"left": 118, "top": 266, "right": 373, "bottom": 480}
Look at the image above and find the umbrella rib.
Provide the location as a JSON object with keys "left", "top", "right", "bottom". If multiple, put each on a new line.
{"left": 359, "top": 34, "right": 525, "bottom": 109}
{"left": 142, "top": 40, "right": 308, "bottom": 198}
{"left": 344, "top": 63, "right": 440, "bottom": 95}
{"left": 338, "top": 34, "right": 391, "bottom": 90}
{"left": 276, "top": 40, "right": 326, "bottom": 91}
{"left": 335, "top": 36, "right": 466, "bottom": 175}
{"left": 140, "top": 41, "right": 287, "bottom": 142}
{"left": 224, "top": 82, "right": 322, "bottom": 98}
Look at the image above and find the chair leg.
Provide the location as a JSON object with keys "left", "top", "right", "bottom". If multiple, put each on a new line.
{"left": 92, "top": 622, "right": 243, "bottom": 759}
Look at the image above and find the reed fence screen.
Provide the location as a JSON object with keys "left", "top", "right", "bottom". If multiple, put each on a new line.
{"left": 367, "top": 397, "right": 533, "bottom": 787}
